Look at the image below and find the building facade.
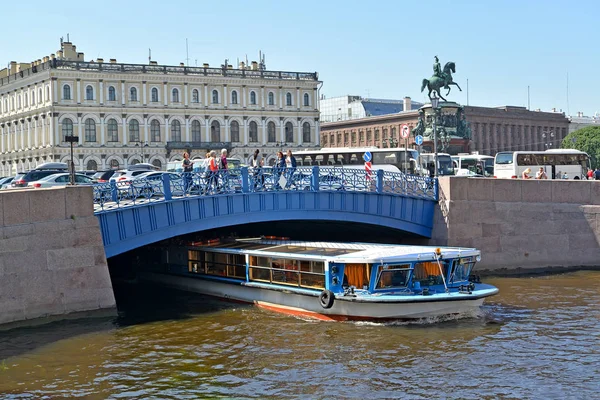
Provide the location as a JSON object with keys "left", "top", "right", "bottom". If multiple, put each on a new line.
{"left": 0, "top": 42, "right": 321, "bottom": 175}
{"left": 319, "top": 95, "right": 423, "bottom": 123}
{"left": 320, "top": 104, "right": 570, "bottom": 156}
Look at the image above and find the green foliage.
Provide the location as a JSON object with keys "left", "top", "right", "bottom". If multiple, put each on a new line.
{"left": 561, "top": 126, "right": 600, "bottom": 168}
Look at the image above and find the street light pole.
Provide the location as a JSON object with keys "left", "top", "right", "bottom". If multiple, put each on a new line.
{"left": 431, "top": 95, "right": 439, "bottom": 178}
{"left": 65, "top": 134, "right": 79, "bottom": 185}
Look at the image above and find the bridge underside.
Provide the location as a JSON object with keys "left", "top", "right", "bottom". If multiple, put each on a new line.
{"left": 97, "top": 191, "right": 436, "bottom": 258}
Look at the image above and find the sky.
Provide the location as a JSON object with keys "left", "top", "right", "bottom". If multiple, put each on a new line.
{"left": 2, "top": 0, "right": 598, "bottom": 117}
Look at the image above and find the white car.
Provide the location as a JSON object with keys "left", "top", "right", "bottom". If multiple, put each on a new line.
{"left": 127, "top": 171, "right": 183, "bottom": 197}
{"left": 28, "top": 173, "right": 93, "bottom": 188}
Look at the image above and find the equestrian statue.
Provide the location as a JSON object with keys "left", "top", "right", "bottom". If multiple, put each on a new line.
{"left": 421, "top": 56, "right": 462, "bottom": 101}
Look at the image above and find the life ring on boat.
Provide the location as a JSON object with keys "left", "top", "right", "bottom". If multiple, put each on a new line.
{"left": 319, "top": 290, "right": 335, "bottom": 309}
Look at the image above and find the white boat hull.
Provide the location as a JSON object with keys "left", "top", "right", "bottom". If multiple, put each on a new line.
{"left": 140, "top": 272, "right": 493, "bottom": 321}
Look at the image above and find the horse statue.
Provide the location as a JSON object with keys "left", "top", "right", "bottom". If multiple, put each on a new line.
{"left": 421, "top": 61, "right": 462, "bottom": 101}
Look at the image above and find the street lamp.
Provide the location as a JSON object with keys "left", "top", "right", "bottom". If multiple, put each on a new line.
{"left": 65, "top": 134, "right": 79, "bottom": 185}
{"left": 431, "top": 95, "right": 439, "bottom": 178}
{"left": 542, "top": 131, "right": 554, "bottom": 150}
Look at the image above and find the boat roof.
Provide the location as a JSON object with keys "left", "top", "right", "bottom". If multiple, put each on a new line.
{"left": 190, "top": 239, "right": 480, "bottom": 263}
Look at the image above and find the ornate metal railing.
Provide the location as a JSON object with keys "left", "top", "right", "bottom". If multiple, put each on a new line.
{"left": 93, "top": 166, "right": 437, "bottom": 212}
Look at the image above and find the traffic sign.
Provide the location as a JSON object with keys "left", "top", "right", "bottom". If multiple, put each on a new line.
{"left": 415, "top": 135, "right": 424, "bottom": 146}
{"left": 401, "top": 124, "right": 410, "bottom": 139}
{"left": 363, "top": 151, "right": 372, "bottom": 162}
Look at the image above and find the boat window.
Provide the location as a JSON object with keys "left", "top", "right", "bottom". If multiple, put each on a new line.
{"left": 248, "top": 256, "right": 325, "bottom": 289}
{"left": 414, "top": 261, "right": 448, "bottom": 287}
{"left": 227, "top": 254, "right": 246, "bottom": 279}
{"left": 449, "top": 258, "right": 474, "bottom": 283}
{"left": 375, "top": 264, "right": 411, "bottom": 289}
{"left": 344, "top": 263, "right": 370, "bottom": 289}
{"left": 187, "top": 250, "right": 246, "bottom": 279}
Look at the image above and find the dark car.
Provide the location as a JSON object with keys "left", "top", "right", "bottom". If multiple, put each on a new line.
{"left": 91, "top": 170, "right": 117, "bottom": 183}
{"left": 11, "top": 162, "right": 69, "bottom": 188}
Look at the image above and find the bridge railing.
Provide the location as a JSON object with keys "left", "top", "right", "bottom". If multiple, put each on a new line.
{"left": 93, "top": 167, "right": 437, "bottom": 212}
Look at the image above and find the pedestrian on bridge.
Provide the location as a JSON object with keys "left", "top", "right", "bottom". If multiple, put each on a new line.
{"left": 285, "top": 150, "right": 297, "bottom": 189}
{"left": 182, "top": 152, "right": 195, "bottom": 195}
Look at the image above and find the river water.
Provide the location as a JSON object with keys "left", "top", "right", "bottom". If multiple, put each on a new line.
{"left": 1, "top": 271, "right": 599, "bottom": 399}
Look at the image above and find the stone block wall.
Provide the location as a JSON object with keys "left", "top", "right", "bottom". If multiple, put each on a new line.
{"left": 430, "top": 177, "right": 600, "bottom": 274}
{"left": 0, "top": 186, "right": 115, "bottom": 326}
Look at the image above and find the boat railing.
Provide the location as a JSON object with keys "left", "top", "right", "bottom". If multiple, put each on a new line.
{"left": 248, "top": 265, "right": 326, "bottom": 290}
{"left": 93, "top": 166, "right": 438, "bottom": 212}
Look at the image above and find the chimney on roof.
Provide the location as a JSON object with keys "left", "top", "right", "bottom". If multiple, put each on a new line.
{"left": 552, "top": 108, "right": 556, "bottom": 112}
{"left": 180, "top": 62, "right": 185, "bottom": 67}
{"left": 239, "top": 61, "right": 246, "bottom": 70}
{"left": 150, "top": 60, "right": 158, "bottom": 65}
{"left": 251, "top": 61, "right": 258, "bottom": 70}
{"left": 110, "top": 59, "right": 117, "bottom": 63}
{"left": 97, "top": 58, "right": 104, "bottom": 63}
{"left": 203, "top": 63, "right": 209, "bottom": 68}
{"left": 403, "top": 96, "right": 411, "bottom": 112}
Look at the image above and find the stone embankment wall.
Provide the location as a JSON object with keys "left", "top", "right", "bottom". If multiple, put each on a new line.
{"left": 429, "top": 177, "right": 600, "bottom": 274}
{"left": 0, "top": 186, "right": 115, "bottom": 326}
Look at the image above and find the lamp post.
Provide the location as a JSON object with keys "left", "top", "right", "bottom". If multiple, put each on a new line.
{"left": 65, "top": 134, "right": 79, "bottom": 185}
{"left": 542, "top": 130, "right": 554, "bottom": 150}
{"left": 431, "top": 95, "right": 439, "bottom": 178}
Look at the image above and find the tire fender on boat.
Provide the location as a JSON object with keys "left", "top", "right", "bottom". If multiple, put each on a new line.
{"left": 319, "top": 290, "right": 335, "bottom": 309}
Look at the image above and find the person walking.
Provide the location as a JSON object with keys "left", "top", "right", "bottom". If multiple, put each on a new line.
{"left": 181, "top": 152, "right": 195, "bottom": 195}
{"left": 251, "top": 149, "right": 263, "bottom": 190}
{"left": 285, "top": 149, "right": 297, "bottom": 188}
{"left": 275, "top": 151, "right": 286, "bottom": 189}
{"left": 594, "top": 167, "right": 600, "bottom": 180}
{"left": 208, "top": 150, "right": 219, "bottom": 193}
{"left": 220, "top": 148, "right": 229, "bottom": 192}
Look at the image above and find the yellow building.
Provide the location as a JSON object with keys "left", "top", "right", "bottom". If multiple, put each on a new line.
{"left": 0, "top": 41, "right": 321, "bottom": 175}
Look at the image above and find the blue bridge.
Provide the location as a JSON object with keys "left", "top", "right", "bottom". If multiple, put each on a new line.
{"left": 93, "top": 167, "right": 438, "bottom": 258}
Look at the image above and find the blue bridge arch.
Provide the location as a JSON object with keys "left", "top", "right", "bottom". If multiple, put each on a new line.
{"left": 94, "top": 167, "right": 437, "bottom": 258}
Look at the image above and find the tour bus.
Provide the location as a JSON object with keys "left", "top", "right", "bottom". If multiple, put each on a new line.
{"left": 418, "top": 153, "right": 455, "bottom": 176}
{"left": 451, "top": 154, "right": 494, "bottom": 177}
{"left": 493, "top": 149, "right": 591, "bottom": 179}
{"left": 293, "top": 147, "right": 420, "bottom": 174}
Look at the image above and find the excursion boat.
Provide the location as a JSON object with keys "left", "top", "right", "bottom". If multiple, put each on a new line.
{"left": 139, "top": 238, "right": 499, "bottom": 321}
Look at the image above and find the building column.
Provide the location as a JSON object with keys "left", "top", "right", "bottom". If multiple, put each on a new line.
{"left": 242, "top": 86, "right": 247, "bottom": 108}
{"left": 52, "top": 79, "right": 58, "bottom": 103}
{"left": 76, "top": 79, "right": 81, "bottom": 104}
{"left": 100, "top": 116, "right": 106, "bottom": 145}
{"left": 185, "top": 117, "right": 190, "bottom": 142}
{"left": 184, "top": 83, "right": 188, "bottom": 107}
{"left": 313, "top": 88, "right": 318, "bottom": 111}
{"left": 26, "top": 119, "right": 31, "bottom": 149}
{"left": 122, "top": 117, "right": 128, "bottom": 145}
{"left": 261, "top": 119, "right": 267, "bottom": 145}
{"left": 163, "top": 82, "right": 168, "bottom": 107}
{"left": 121, "top": 81, "right": 126, "bottom": 106}
{"left": 205, "top": 119, "right": 210, "bottom": 142}
{"left": 0, "top": 125, "right": 4, "bottom": 153}
{"left": 296, "top": 88, "right": 300, "bottom": 110}
{"left": 99, "top": 80, "right": 104, "bottom": 105}
{"left": 204, "top": 84, "right": 208, "bottom": 106}
{"left": 315, "top": 120, "right": 320, "bottom": 147}
{"left": 243, "top": 119, "right": 249, "bottom": 145}
{"left": 279, "top": 87, "right": 283, "bottom": 109}
{"left": 223, "top": 85, "right": 228, "bottom": 108}
{"left": 279, "top": 119, "right": 284, "bottom": 143}
{"left": 143, "top": 117, "right": 149, "bottom": 144}
{"left": 41, "top": 117, "right": 46, "bottom": 147}
{"left": 78, "top": 115, "right": 83, "bottom": 144}
{"left": 296, "top": 122, "right": 301, "bottom": 146}
{"left": 20, "top": 122, "right": 24, "bottom": 150}
{"left": 224, "top": 119, "right": 229, "bottom": 142}
{"left": 142, "top": 81, "right": 147, "bottom": 106}
{"left": 261, "top": 86, "right": 265, "bottom": 108}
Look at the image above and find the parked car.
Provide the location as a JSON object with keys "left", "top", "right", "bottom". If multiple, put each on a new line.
{"left": 109, "top": 164, "right": 159, "bottom": 185}
{"left": 91, "top": 170, "right": 117, "bottom": 183}
{"left": 11, "top": 162, "right": 69, "bottom": 188}
{"left": 28, "top": 173, "right": 93, "bottom": 188}
{"left": 0, "top": 176, "right": 15, "bottom": 189}
{"left": 127, "top": 171, "right": 183, "bottom": 197}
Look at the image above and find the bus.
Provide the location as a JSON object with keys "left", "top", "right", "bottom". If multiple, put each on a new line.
{"left": 418, "top": 153, "right": 455, "bottom": 176}
{"left": 292, "top": 147, "right": 420, "bottom": 174}
{"left": 494, "top": 149, "right": 591, "bottom": 179}
{"left": 451, "top": 154, "right": 494, "bottom": 177}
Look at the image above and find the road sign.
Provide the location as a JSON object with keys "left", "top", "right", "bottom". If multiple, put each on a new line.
{"left": 401, "top": 124, "right": 410, "bottom": 139}
{"left": 363, "top": 151, "right": 372, "bottom": 162}
{"left": 415, "top": 135, "right": 424, "bottom": 146}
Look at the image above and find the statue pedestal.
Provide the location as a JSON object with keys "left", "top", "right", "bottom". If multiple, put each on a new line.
{"left": 417, "top": 101, "right": 471, "bottom": 154}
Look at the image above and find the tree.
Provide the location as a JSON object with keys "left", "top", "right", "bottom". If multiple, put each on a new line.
{"left": 561, "top": 126, "right": 600, "bottom": 168}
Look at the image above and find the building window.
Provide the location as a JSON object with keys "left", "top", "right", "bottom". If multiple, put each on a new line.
{"left": 130, "top": 87, "right": 138, "bottom": 102}
{"left": 129, "top": 120, "right": 140, "bottom": 142}
{"left": 231, "top": 90, "right": 238, "bottom": 104}
{"left": 38, "top": 88, "right": 42, "bottom": 103}
{"left": 86, "top": 160, "right": 98, "bottom": 171}
{"left": 383, "top": 128, "right": 388, "bottom": 139}
{"left": 172, "top": 88, "right": 179, "bottom": 103}
{"left": 63, "top": 85, "right": 71, "bottom": 100}
{"left": 210, "top": 120, "right": 220, "bottom": 142}
{"left": 285, "top": 122, "right": 293, "bottom": 143}
{"left": 374, "top": 129, "right": 379, "bottom": 140}
{"left": 323, "top": 135, "right": 328, "bottom": 144}
{"left": 230, "top": 120, "right": 240, "bottom": 142}
{"left": 86, "top": 85, "right": 94, "bottom": 100}
{"left": 24, "top": 93, "right": 28, "bottom": 107}
{"left": 212, "top": 90, "right": 219, "bottom": 104}
{"left": 44, "top": 87, "right": 48, "bottom": 102}
{"left": 302, "top": 122, "right": 311, "bottom": 143}
{"left": 107, "top": 119, "right": 119, "bottom": 142}
{"left": 366, "top": 131, "right": 370, "bottom": 142}
{"left": 171, "top": 120, "right": 182, "bottom": 141}
{"left": 62, "top": 118, "right": 73, "bottom": 140}
{"left": 109, "top": 159, "right": 119, "bottom": 169}
{"left": 286, "top": 92, "right": 292, "bottom": 106}
{"left": 250, "top": 91, "right": 256, "bottom": 105}
{"left": 391, "top": 127, "right": 396, "bottom": 139}
{"left": 17, "top": 95, "right": 21, "bottom": 108}
{"left": 152, "top": 159, "right": 162, "bottom": 169}
{"left": 191, "top": 120, "right": 201, "bottom": 142}
{"left": 268, "top": 92, "right": 274, "bottom": 106}
{"left": 303, "top": 93, "right": 310, "bottom": 106}
{"left": 30, "top": 92, "right": 34, "bottom": 105}
{"left": 192, "top": 89, "right": 199, "bottom": 103}
{"left": 151, "top": 120, "right": 161, "bottom": 142}
{"left": 84, "top": 118, "right": 96, "bottom": 142}
{"left": 249, "top": 121, "right": 258, "bottom": 142}
{"left": 267, "top": 121, "right": 276, "bottom": 143}
{"left": 108, "top": 86, "right": 116, "bottom": 101}
{"left": 151, "top": 87, "right": 159, "bottom": 102}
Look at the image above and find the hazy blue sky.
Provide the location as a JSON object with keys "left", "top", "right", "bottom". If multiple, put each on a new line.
{"left": 3, "top": 0, "right": 598, "bottom": 116}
